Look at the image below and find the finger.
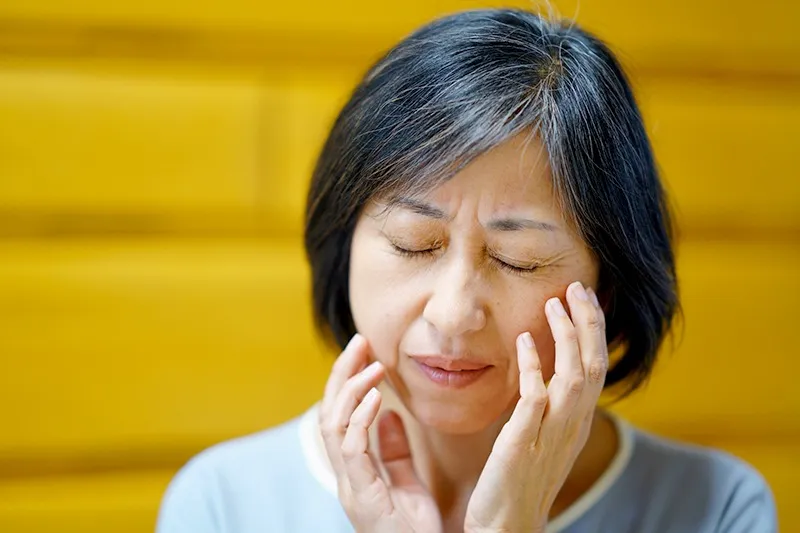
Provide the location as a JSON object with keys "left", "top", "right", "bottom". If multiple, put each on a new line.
{"left": 567, "top": 281, "right": 608, "bottom": 388}
{"left": 581, "top": 286, "right": 609, "bottom": 396}
{"left": 559, "top": 283, "right": 608, "bottom": 442}
{"left": 321, "top": 346, "right": 382, "bottom": 477}
{"left": 321, "top": 334, "right": 369, "bottom": 421}
{"left": 499, "top": 332, "right": 548, "bottom": 447}
{"left": 329, "top": 361, "right": 386, "bottom": 447}
{"left": 341, "top": 387, "right": 384, "bottom": 492}
{"left": 378, "top": 411, "right": 424, "bottom": 489}
{"left": 546, "top": 294, "right": 584, "bottom": 414}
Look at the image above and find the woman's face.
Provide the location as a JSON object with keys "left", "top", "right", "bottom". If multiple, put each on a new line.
{"left": 349, "top": 134, "right": 599, "bottom": 434}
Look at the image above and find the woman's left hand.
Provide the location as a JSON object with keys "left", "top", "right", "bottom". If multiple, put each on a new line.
{"left": 463, "top": 281, "right": 609, "bottom": 533}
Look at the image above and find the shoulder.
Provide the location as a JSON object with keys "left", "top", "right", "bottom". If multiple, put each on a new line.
{"left": 171, "top": 414, "right": 304, "bottom": 489}
{"left": 155, "top": 413, "right": 318, "bottom": 533}
{"left": 617, "top": 423, "right": 777, "bottom": 532}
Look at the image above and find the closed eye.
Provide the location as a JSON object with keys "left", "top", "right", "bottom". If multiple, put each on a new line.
{"left": 389, "top": 239, "right": 542, "bottom": 276}
{"left": 489, "top": 254, "right": 541, "bottom": 275}
{"left": 389, "top": 242, "right": 440, "bottom": 258}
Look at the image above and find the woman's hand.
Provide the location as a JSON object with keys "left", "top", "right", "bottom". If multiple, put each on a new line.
{"left": 464, "top": 281, "right": 609, "bottom": 533}
{"left": 319, "top": 334, "right": 443, "bottom": 533}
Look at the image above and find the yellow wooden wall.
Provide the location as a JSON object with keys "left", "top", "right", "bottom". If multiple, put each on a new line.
{"left": 0, "top": 1, "right": 798, "bottom": 531}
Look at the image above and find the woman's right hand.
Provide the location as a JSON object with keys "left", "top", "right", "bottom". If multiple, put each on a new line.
{"left": 319, "top": 334, "right": 443, "bottom": 533}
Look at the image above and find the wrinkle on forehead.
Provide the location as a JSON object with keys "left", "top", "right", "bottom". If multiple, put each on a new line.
{"left": 366, "top": 130, "right": 585, "bottom": 239}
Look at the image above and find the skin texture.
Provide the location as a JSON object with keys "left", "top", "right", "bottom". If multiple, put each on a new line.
{"left": 318, "top": 133, "right": 616, "bottom": 532}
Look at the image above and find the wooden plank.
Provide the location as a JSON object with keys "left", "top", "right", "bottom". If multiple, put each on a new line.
{"left": 0, "top": 239, "right": 332, "bottom": 458}
{"left": 0, "top": 238, "right": 797, "bottom": 461}
{"left": 641, "top": 77, "right": 800, "bottom": 235}
{"left": 275, "top": 71, "right": 800, "bottom": 235}
{"left": 211, "top": 66, "right": 800, "bottom": 235}
{"left": 610, "top": 240, "right": 800, "bottom": 437}
{"left": 0, "top": 59, "right": 359, "bottom": 237}
{"left": 0, "top": 0, "right": 797, "bottom": 75}
{"left": 0, "top": 237, "right": 796, "bottom": 531}
{"left": 2, "top": 59, "right": 797, "bottom": 237}
{"left": 276, "top": 69, "right": 800, "bottom": 236}
{"left": 0, "top": 59, "right": 267, "bottom": 214}
{"left": 273, "top": 66, "right": 362, "bottom": 223}
{"left": 0, "top": 469, "right": 171, "bottom": 533}
{"left": 558, "top": 0, "right": 800, "bottom": 76}
{"left": 0, "top": 443, "right": 795, "bottom": 533}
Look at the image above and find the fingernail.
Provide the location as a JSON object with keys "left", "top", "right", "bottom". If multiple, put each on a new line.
{"left": 549, "top": 297, "right": 567, "bottom": 317}
{"left": 521, "top": 331, "right": 535, "bottom": 348}
{"left": 572, "top": 282, "right": 589, "bottom": 301}
{"left": 587, "top": 287, "right": 600, "bottom": 308}
{"left": 365, "top": 387, "right": 379, "bottom": 403}
{"left": 365, "top": 360, "right": 383, "bottom": 376}
{"left": 346, "top": 333, "right": 363, "bottom": 351}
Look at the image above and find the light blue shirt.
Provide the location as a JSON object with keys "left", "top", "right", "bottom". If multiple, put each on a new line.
{"left": 156, "top": 405, "right": 777, "bottom": 532}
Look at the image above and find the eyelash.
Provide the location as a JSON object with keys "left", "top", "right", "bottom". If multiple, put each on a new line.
{"left": 390, "top": 243, "right": 438, "bottom": 259}
{"left": 389, "top": 243, "right": 540, "bottom": 275}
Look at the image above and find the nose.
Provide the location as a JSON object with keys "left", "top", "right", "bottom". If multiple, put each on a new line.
{"left": 422, "top": 258, "right": 487, "bottom": 337}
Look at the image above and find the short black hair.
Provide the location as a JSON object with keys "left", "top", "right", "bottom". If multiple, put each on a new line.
{"left": 304, "top": 8, "right": 679, "bottom": 397}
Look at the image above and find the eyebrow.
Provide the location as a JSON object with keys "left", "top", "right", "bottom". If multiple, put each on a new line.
{"left": 387, "top": 196, "right": 558, "bottom": 232}
{"left": 486, "top": 218, "right": 558, "bottom": 232}
{"left": 388, "top": 196, "right": 448, "bottom": 219}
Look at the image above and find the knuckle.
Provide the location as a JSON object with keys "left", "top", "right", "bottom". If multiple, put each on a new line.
{"left": 319, "top": 424, "right": 337, "bottom": 443}
{"left": 319, "top": 423, "right": 331, "bottom": 438}
{"left": 567, "top": 375, "right": 585, "bottom": 395}
{"left": 534, "top": 430, "right": 555, "bottom": 452}
{"left": 340, "top": 376, "right": 362, "bottom": 399}
{"left": 340, "top": 440, "right": 359, "bottom": 460}
{"left": 529, "top": 391, "right": 549, "bottom": 410}
{"left": 586, "top": 312, "right": 605, "bottom": 332}
{"left": 588, "top": 358, "right": 608, "bottom": 385}
{"left": 561, "top": 326, "right": 578, "bottom": 344}
{"left": 322, "top": 417, "right": 346, "bottom": 438}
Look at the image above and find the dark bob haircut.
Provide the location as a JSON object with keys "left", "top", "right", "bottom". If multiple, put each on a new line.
{"left": 304, "top": 8, "right": 679, "bottom": 396}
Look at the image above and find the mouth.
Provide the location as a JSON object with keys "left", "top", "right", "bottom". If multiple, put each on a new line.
{"left": 411, "top": 356, "right": 492, "bottom": 389}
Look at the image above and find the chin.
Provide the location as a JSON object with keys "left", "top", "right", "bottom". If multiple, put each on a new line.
{"left": 404, "top": 394, "right": 510, "bottom": 435}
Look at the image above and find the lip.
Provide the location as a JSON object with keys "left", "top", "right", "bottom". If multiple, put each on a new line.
{"left": 411, "top": 356, "right": 489, "bottom": 371}
{"left": 411, "top": 356, "right": 492, "bottom": 389}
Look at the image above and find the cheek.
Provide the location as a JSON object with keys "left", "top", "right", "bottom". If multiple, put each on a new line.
{"left": 533, "top": 321, "right": 558, "bottom": 380}
{"left": 495, "top": 290, "right": 559, "bottom": 381}
{"left": 349, "top": 238, "right": 419, "bottom": 370}
{"left": 499, "top": 270, "right": 600, "bottom": 383}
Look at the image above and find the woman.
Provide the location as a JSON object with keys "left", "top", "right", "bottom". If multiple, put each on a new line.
{"left": 157, "top": 9, "right": 776, "bottom": 533}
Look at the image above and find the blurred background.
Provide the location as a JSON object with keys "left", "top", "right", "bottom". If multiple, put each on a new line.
{"left": 0, "top": 0, "right": 797, "bottom": 531}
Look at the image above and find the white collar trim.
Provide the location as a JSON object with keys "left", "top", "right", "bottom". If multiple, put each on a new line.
{"left": 298, "top": 403, "right": 635, "bottom": 531}
{"left": 299, "top": 402, "right": 339, "bottom": 496}
{"left": 544, "top": 413, "right": 635, "bottom": 532}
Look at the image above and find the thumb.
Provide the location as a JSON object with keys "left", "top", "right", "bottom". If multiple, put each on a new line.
{"left": 377, "top": 411, "right": 423, "bottom": 489}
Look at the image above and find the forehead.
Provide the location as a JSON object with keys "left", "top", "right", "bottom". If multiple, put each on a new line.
{"left": 420, "top": 133, "right": 557, "bottom": 213}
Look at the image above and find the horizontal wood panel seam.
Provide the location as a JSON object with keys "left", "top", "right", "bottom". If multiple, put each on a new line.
{"left": 1, "top": 20, "right": 800, "bottom": 82}
{"left": 0, "top": 214, "right": 798, "bottom": 241}
{"left": 1, "top": 431, "right": 798, "bottom": 481}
